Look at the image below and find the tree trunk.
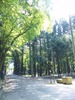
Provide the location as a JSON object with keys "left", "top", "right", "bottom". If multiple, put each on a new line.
{"left": 13, "top": 50, "right": 21, "bottom": 75}
{"left": 21, "top": 45, "right": 24, "bottom": 75}
{"left": 29, "top": 42, "right": 32, "bottom": 75}
{"left": 66, "top": 56, "right": 70, "bottom": 75}
{"left": 56, "top": 54, "right": 61, "bottom": 76}
{"left": 0, "top": 52, "right": 6, "bottom": 79}
{"left": 39, "top": 37, "right": 42, "bottom": 76}
{"left": 32, "top": 41, "right": 36, "bottom": 77}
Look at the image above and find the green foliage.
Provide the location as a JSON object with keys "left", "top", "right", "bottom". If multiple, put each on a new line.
{"left": 23, "top": 28, "right": 74, "bottom": 76}
{"left": 0, "top": 0, "right": 51, "bottom": 78}
{"left": 0, "top": 0, "right": 46, "bottom": 50}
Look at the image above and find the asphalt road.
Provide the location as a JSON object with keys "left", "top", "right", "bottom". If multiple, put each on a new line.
{"left": 1, "top": 75, "right": 75, "bottom": 100}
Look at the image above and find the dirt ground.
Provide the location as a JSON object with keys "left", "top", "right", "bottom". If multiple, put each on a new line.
{"left": 1, "top": 75, "right": 75, "bottom": 100}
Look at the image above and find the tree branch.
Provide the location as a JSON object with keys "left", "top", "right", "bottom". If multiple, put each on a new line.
{"left": 5, "top": 21, "right": 22, "bottom": 38}
{"left": 10, "top": 25, "right": 32, "bottom": 46}
{"left": 5, "top": 27, "right": 14, "bottom": 38}
{"left": 10, "top": 10, "right": 37, "bottom": 46}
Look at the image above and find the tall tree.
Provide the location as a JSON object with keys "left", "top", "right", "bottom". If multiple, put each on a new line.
{"left": 0, "top": 0, "right": 46, "bottom": 79}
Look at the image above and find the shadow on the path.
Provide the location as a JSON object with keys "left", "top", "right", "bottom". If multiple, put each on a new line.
{"left": 1, "top": 75, "right": 75, "bottom": 100}
{"left": 4, "top": 75, "right": 21, "bottom": 92}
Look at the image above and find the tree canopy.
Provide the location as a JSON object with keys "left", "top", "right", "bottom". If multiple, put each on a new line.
{"left": 0, "top": 0, "right": 51, "bottom": 79}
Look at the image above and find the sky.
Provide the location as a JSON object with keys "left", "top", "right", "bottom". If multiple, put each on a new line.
{"left": 28, "top": 0, "right": 75, "bottom": 21}
{"left": 28, "top": 0, "right": 75, "bottom": 30}
{"left": 51, "top": 0, "right": 75, "bottom": 21}
{"left": 7, "top": 63, "right": 14, "bottom": 75}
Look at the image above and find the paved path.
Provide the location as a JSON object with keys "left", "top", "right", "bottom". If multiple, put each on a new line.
{"left": 1, "top": 75, "right": 75, "bottom": 100}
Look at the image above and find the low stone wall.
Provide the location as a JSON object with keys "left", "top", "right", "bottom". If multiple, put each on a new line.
{"left": 62, "top": 77, "right": 72, "bottom": 84}
{"left": 57, "top": 77, "right": 72, "bottom": 84}
{"left": 57, "top": 79, "right": 63, "bottom": 83}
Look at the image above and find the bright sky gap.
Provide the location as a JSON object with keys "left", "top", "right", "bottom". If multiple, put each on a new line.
{"left": 51, "top": 0, "right": 75, "bottom": 21}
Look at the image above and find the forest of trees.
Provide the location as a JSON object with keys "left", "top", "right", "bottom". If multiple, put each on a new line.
{"left": 0, "top": 0, "right": 75, "bottom": 79}
{"left": 0, "top": 0, "right": 49, "bottom": 79}
{"left": 12, "top": 17, "right": 75, "bottom": 77}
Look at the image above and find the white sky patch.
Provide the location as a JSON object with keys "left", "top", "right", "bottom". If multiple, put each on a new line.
{"left": 43, "top": 19, "right": 50, "bottom": 30}
{"left": 8, "top": 63, "right": 14, "bottom": 69}
{"left": 27, "top": 0, "right": 33, "bottom": 5}
{"left": 7, "top": 63, "right": 14, "bottom": 75}
{"left": 51, "top": 0, "right": 75, "bottom": 21}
